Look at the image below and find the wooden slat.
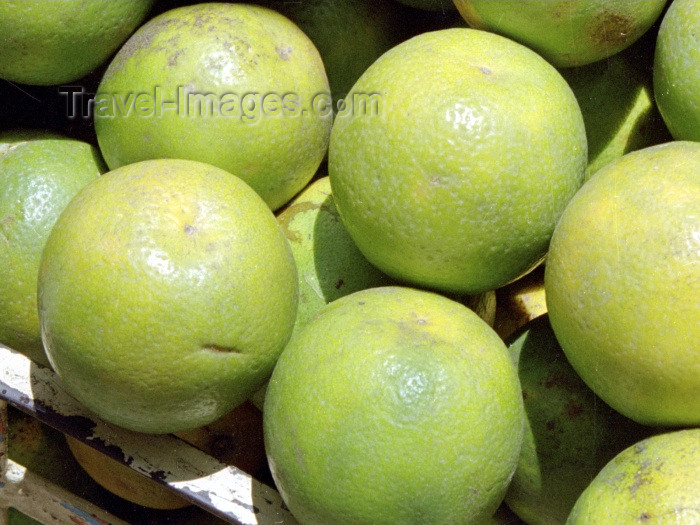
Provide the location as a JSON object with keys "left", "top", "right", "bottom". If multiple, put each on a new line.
{"left": 1, "top": 455, "right": 130, "bottom": 525}
{"left": 0, "top": 345, "right": 296, "bottom": 525}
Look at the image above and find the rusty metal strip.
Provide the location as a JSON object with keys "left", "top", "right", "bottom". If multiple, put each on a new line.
{"left": 1, "top": 400, "right": 7, "bottom": 525}
{"left": 0, "top": 345, "right": 296, "bottom": 525}
{"left": 0, "top": 401, "right": 7, "bottom": 475}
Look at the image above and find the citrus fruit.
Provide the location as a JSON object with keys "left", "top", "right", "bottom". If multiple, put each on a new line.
{"left": 493, "top": 265, "right": 547, "bottom": 341}
{"left": 94, "top": 3, "right": 331, "bottom": 211}
{"left": 329, "top": 28, "right": 587, "bottom": 294}
{"left": 264, "top": 286, "right": 524, "bottom": 524}
{"left": 454, "top": 0, "right": 667, "bottom": 67}
{"left": 65, "top": 436, "right": 190, "bottom": 510}
{"left": 559, "top": 42, "right": 672, "bottom": 180}
{"left": 505, "top": 315, "right": 649, "bottom": 525}
{"left": 38, "top": 159, "right": 298, "bottom": 434}
{"left": 277, "top": 175, "right": 394, "bottom": 337}
{"left": 251, "top": 177, "right": 496, "bottom": 411}
{"left": 0, "top": 0, "right": 154, "bottom": 85}
{"left": 272, "top": 0, "right": 405, "bottom": 103}
{"left": 0, "top": 131, "right": 105, "bottom": 366}
{"left": 567, "top": 429, "right": 700, "bottom": 524}
{"left": 654, "top": 0, "right": 700, "bottom": 141}
{"left": 6, "top": 406, "right": 108, "bottom": 509}
{"left": 545, "top": 141, "right": 700, "bottom": 427}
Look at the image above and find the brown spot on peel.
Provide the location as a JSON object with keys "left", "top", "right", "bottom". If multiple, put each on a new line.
{"left": 629, "top": 460, "right": 652, "bottom": 495}
{"left": 590, "top": 12, "right": 633, "bottom": 50}
{"left": 566, "top": 399, "right": 584, "bottom": 418}
{"left": 201, "top": 344, "right": 242, "bottom": 354}
{"left": 276, "top": 45, "right": 292, "bottom": 61}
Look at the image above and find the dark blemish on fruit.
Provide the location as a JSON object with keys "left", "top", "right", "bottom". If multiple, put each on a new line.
{"left": 0, "top": 232, "right": 8, "bottom": 245}
{"left": 567, "top": 400, "right": 584, "bottom": 418}
{"left": 358, "top": 301, "right": 365, "bottom": 305}
{"left": 544, "top": 370, "right": 579, "bottom": 390}
{"left": 184, "top": 224, "right": 196, "bottom": 235}
{"left": 551, "top": 1, "right": 573, "bottom": 20}
{"left": 201, "top": 344, "right": 242, "bottom": 354}
{"left": 193, "top": 14, "right": 215, "bottom": 28}
{"left": 478, "top": 66, "right": 491, "bottom": 75}
{"left": 276, "top": 45, "right": 293, "bottom": 61}
{"left": 590, "top": 12, "right": 633, "bottom": 49}
{"left": 103, "top": 17, "right": 180, "bottom": 80}
{"left": 629, "top": 460, "right": 652, "bottom": 495}
{"left": 168, "top": 49, "right": 184, "bottom": 67}
{"left": 335, "top": 278, "right": 344, "bottom": 290}
{"left": 634, "top": 442, "right": 647, "bottom": 454}
{"left": 638, "top": 513, "right": 651, "bottom": 522}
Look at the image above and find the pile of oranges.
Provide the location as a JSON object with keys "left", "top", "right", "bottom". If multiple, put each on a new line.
{"left": 1, "top": 1, "right": 698, "bottom": 524}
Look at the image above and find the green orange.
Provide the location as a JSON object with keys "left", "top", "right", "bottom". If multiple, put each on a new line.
{"left": 264, "top": 286, "right": 524, "bottom": 524}
{"left": 38, "top": 159, "right": 298, "bottom": 434}
{"left": 567, "top": 429, "right": 700, "bottom": 524}
{"left": 94, "top": 3, "right": 331, "bottom": 211}
{"left": 505, "top": 315, "right": 649, "bottom": 524}
{"left": 545, "top": 141, "right": 700, "bottom": 427}
{"left": 654, "top": 0, "right": 700, "bottom": 141}
{"left": 0, "top": 0, "right": 153, "bottom": 85}
{"left": 454, "top": 0, "right": 667, "bottom": 67}
{"left": 329, "top": 28, "right": 586, "bottom": 294}
{"left": 277, "top": 176, "right": 393, "bottom": 337}
{"left": 0, "top": 131, "right": 105, "bottom": 366}
{"left": 559, "top": 42, "right": 672, "bottom": 179}
{"left": 252, "top": 176, "right": 496, "bottom": 411}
